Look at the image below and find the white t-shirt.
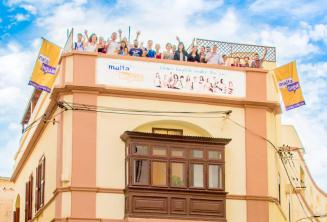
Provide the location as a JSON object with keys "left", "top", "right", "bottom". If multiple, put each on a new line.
{"left": 84, "top": 43, "right": 97, "bottom": 52}
{"left": 106, "top": 40, "right": 120, "bottom": 54}
{"left": 205, "top": 52, "right": 223, "bottom": 64}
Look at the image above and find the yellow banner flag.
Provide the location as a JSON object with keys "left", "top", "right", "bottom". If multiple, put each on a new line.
{"left": 274, "top": 61, "right": 305, "bottom": 111}
{"left": 28, "top": 39, "right": 61, "bottom": 93}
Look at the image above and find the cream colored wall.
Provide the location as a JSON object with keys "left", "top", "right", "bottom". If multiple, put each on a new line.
{"left": 32, "top": 200, "right": 56, "bottom": 222}
{"left": 61, "top": 192, "right": 71, "bottom": 218}
{"left": 279, "top": 125, "right": 327, "bottom": 222}
{"left": 61, "top": 95, "right": 73, "bottom": 187}
{"left": 13, "top": 121, "right": 58, "bottom": 222}
{"left": 96, "top": 193, "right": 124, "bottom": 219}
{"left": 266, "top": 112, "right": 290, "bottom": 219}
{"left": 226, "top": 200, "right": 247, "bottom": 222}
{"left": 269, "top": 202, "right": 287, "bottom": 222}
{"left": 96, "top": 96, "right": 246, "bottom": 220}
{"left": 0, "top": 178, "right": 14, "bottom": 222}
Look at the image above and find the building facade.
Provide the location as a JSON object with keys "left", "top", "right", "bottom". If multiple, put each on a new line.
{"left": 9, "top": 50, "right": 327, "bottom": 222}
{"left": 0, "top": 177, "right": 14, "bottom": 222}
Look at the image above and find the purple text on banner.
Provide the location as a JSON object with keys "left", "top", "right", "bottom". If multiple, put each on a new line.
{"left": 286, "top": 101, "right": 305, "bottom": 111}
{"left": 287, "top": 81, "right": 300, "bottom": 92}
{"left": 42, "top": 63, "right": 56, "bottom": 75}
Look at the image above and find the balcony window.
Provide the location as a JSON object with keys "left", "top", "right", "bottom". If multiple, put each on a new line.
{"left": 190, "top": 163, "right": 204, "bottom": 188}
{"left": 133, "top": 159, "right": 149, "bottom": 185}
{"left": 121, "top": 131, "right": 230, "bottom": 221}
{"left": 171, "top": 162, "right": 185, "bottom": 187}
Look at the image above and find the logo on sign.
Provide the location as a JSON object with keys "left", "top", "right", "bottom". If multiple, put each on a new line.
{"left": 38, "top": 54, "right": 49, "bottom": 65}
{"left": 108, "top": 64, "right": 130, "bottom": 71}
{"left": 42, "top": 63, "right": 56, "bottom": 75}
{"left": 287, "top": 81, "right": 300, "bottom": 92}
{"left": 278, "top": 77, "right": 293, "bottom": 88}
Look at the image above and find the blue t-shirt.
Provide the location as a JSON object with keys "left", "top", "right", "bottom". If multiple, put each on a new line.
{"left": 129, "top": 48, "right": 143, "bottom": 57}
{"left": 145, "top": 49, "right": 156, "bottom": 58}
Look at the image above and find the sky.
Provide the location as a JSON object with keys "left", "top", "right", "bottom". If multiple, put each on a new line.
{"left": 0, "top": 0, "right": 326, "bottom": 192}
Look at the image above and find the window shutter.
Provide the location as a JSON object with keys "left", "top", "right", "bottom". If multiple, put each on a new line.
{"left": 25, "top": 182, "right": 29, "bottom": 222}
{"left": 15, "top": 209, "right": 20, "bottom": 222}
{"left": 29, "top": 175, "right": 33, "bottom": 220}
{"left": 41, "top": 157, "right": 45, "bottom": 206}
{"left": 35, "top": 166, "right": 39, "bottom": 212}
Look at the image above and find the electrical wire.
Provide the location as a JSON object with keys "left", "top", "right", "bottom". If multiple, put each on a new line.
{"left": 296, "top": 214, "right": 327, "bottom": 222}
{"left": 60, "top": 101, "right": 232, "bottom": 115}
{"left": 22, "top": 109, "right": 66, "bottom": 134}
{"left": 225, "top": 116, "right": 315, "bottom": 222}
{"left": 59, "top": 101, "right": 231, "bottom": 118}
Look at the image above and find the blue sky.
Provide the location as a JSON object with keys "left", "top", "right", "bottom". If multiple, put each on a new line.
{"left": 0, "top": 0, "right": 327, "bottom": 192}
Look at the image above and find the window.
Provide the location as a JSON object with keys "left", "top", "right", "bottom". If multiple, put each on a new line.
{"left": 190, "top": 163, "right": 204, "bottom": 188}
{"left": 208, "top": 150, "right": 222, "bottom": 160}
{"left": 192, "top": 150, "right": 203, "bottom": 158}
{"left": 133, "top": 159, "right": 149, "bottom": 185}
{"left": 35, "top": 156, "right": 45, "bottom": 212}
{"left": 208, "top": 165, "right": 223, "bottom": 189}
{"left": 171, "top": 162, "right": 185, "bottom": 187}
{"left": 153, "top": 147, "right": 167, "bottom": 156}
{"left": 121, "top": 131, "right": 230, "bottom": 221}
{"left": 25, "top": 175, "right": 33, "bottom": 222}
{"left": 152, "top": 128, "right": 183, "bottom": 135}
{"left": 125, "top": 133, "right": 225, "bottom": 190}
{"left": 152, "top": 161, "right": 167, "bottom": 186}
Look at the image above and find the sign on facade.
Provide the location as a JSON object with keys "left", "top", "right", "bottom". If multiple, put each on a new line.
{"left": 97, "top": 58, "right": 246, "bottom": 98}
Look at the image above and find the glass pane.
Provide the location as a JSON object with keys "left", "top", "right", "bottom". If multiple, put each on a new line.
{"left": 153, "top": 147, "right": 167, "bottom": 156}
{"left": 167, "top": 129, "right": 183, "bottom": 135}
{"left": 190, "top": 164, "right": 204, "bottom": 188}
{"left": 152, "top": 162, "right": 167, "bottom": 186}
{"left": 192, "top": 150, "right": 203, "bottom": 158}
{"left": 208, "top": 165, "right": 223, "bottom": 189}
{"left": 133, "top": 160, "right": 149, "bottom": 185}
{"left": 208, "top": 151, "right": 222, "bottom": 160}
{"left": 171, "top": 149, "right": 184, "bottom": 158}
{"left": 132, "top": 145, "right": 148, "bottom": 155}
{"left": 171, "top": 163, "right": 185, "bottom": 187}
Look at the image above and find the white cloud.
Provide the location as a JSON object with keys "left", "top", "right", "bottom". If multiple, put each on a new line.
{"left": 0, "top": 42, "right": 35, "bottom": 123}
{"left": 249, "top": 0, "right": 326, "bottom": 18}
{"left": 14, "top": 13, "right": 30, "bottom": 22}
{"left": 0, "top": 134, "right": 20, "bottom": 177}
{"left": 255, "top": 26, "right": 319, "bottom": 63}
{"left": 309, "top": 24, "right": 327, "bottom": 43}
{"left": 21, "top": 4, "right": 37, "bottom": 15}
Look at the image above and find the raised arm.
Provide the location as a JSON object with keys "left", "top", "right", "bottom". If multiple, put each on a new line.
{"left": 188, "top": 39, "right": 195, "bottom": 53}
{"left": 135, "top": 31, "right": 141, "bottom": 41}
{"left": 84, "top": 30, "right": 89, "bottom": 42}
{"left": 176, "top": 36, "right": 181, "bottom": 44}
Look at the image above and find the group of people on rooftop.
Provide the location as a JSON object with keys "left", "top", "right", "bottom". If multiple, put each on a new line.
{"left": 74, "top": 30, "right": 268, "bottom": 68}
